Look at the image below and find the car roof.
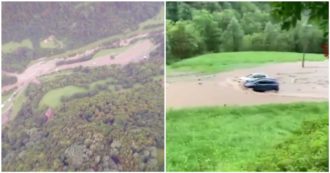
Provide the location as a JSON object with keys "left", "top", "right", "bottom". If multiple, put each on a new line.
{"left": 253, "top": 78, "right": 277, "bottom": 82}
{"left": 251, "top": 73, "right": 267, "bottom": 75}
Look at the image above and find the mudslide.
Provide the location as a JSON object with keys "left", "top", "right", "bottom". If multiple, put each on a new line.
{"left": 2, "top": 33, "right": 156, "bottom": 92}
{"left": 167, "top": 61, "right": 328, "bottom": 109}
{"left": 2, "top": 31, "right": 160, "bottom": 124}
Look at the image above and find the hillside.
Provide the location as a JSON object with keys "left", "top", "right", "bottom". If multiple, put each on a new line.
{"left": 2, "top": 2, "right": 162, "bottom": 72}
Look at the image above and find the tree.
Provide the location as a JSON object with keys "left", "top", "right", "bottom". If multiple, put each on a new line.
{"left": 167, "top": 20, "right": 203, "bottom": 59}
{"left": 221, "top": 17, "right": 244, "bottom": 51}
{"left": 192, "top": 10, "right": 222, "bottom": 52}
{"left": 263, "top": 22, "right": 280, "bottom": 51}
{"left": 166, "top": 2, "right": 179, "bottom": 22}
{"left": 272, "top": 2, "right": 328, "bottom": 37}
{"left": 213, "top": 9, "right": 240, "bottom": 31}
{"left": 299, "top": 12, "right": 314, "bottom": 67}
{"left": 178, "top": 2, "right": 192, "bottom": 20}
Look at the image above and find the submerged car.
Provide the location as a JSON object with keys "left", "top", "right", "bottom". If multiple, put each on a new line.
{"left": 240, "top": 73, "right": 269, "bottom": 82}
{"left": 244, "top": 78, "right": 279, "bottom": 92}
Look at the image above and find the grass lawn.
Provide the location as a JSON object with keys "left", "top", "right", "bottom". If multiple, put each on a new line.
{"left": 2, "top": 39, "right": 33, "bottom": 54}
{"left": 39, "top": 86, "right": 86, "bottom": 108}
{"left": 168, "top": 51, "right": 326, "bottom": 74}
{"left": 166, "top": 102, "right": 328, "bottom": 171}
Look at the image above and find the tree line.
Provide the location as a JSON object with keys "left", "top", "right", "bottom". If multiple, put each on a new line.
{"left": 166, "top": 2, "right": 326, "bottom": 64}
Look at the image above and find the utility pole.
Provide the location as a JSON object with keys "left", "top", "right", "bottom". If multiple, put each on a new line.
{"left": 301, "top": 10, "right": 311, "bottom": 68}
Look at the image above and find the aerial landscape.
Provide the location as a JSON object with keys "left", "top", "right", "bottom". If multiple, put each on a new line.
{"left": 166, "top": 1, "right": 328, "bottom": 171}
{"left": 2, "top": 2, "right": 164, "bottom": 171}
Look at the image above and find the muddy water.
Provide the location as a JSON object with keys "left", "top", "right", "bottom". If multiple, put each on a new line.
{"left": 167, "top": 61, "right": 328, "bottom": 109}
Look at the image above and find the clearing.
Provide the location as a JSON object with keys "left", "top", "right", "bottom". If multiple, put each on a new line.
{"left": 39, "top": 86, "right": 86, "bottom": 108}
{"left": 2, "top": 39, "right": 33, "bottom": 54}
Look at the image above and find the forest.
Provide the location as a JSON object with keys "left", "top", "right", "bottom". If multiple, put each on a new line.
{"left": 2, "top": 74, "right": 17, "bottom": 87}
{"left": 166, "top": 2, "right": 327, "bottom": 64}
{"left": 2, "top": 55, "right": 164, "bottom": 171}
{"left": 2, "top": 2, "right": 162, "bottom": 72}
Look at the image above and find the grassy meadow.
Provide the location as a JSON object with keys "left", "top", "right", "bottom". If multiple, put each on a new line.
{"left": 166, "top": 102, "right": 328, "bottom": 171}
{"left": 168, "top": 52, "right": 326, "bottom": 74}
{"left": 39, "top": 85, "right": 86, "bottom": 108}
{"left": 2, "top": 39, "right": 33, "bottom": 54}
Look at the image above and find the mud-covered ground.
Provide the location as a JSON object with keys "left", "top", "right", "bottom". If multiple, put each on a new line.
{"left": 167, "top": 61, "right": 328, "bottom": 108}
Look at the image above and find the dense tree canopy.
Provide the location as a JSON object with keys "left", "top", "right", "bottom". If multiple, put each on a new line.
{"left": 2, "top": 57, "right": 164, "bottom": 171}
{"left": 166, "top": 2, "right": 327, "bottom": 64}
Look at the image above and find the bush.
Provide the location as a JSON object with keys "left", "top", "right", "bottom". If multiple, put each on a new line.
{"left": 246, "top": 118, "right": 329, "bottom": 172}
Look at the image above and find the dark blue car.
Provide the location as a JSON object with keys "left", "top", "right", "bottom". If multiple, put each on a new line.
{"left": 244, "top": 78, "right": 279, "bottom": 92}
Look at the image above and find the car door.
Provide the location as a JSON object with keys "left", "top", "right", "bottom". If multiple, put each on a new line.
{"left": 256, "top": 81, "right": 266, "bottom": 91}
{"left": 268, "top": 81, "right": 277, "bottom": 90}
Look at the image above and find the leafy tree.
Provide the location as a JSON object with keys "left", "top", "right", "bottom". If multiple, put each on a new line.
{"left": 263, "top": 22, "right": 280, "bottom": 50}
{"left": 192, "top": 10, "right": 222, "bottom": 52}
{"left": 221, "top": 17, "right": 244, "bottom": 51}
{"left": 178, "top": 2, "right": 192, "bottom": 20}
{"left": 166, "top": 2, "right": 179, "bottom": 22}
{"left": 272, "top": 2, "right": 328, "bottom": 37}
{"left": 167, "top": 20, "right": 202, "bottom": 59}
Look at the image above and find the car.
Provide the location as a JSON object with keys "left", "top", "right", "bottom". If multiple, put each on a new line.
{"left": 244, "top": 78, "right": 279, "bottom": 92}
{"left": 240, "top": 73, "right": 269, "bottom": 83}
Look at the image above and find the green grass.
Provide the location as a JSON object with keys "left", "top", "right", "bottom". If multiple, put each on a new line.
{"left": 2, "top": 39, "right": 33, "bottom": 54}
{"left": 166, "top": 102, "right": 328, "bottom": 171}
{"left": 245, "top": 117, "right": 328, "bottom": 171}
{"left": 39, "top": 86, "right": 86, "bottom": 108}
{"left": 168, "top": 51, "right": 326, "bottom": 74}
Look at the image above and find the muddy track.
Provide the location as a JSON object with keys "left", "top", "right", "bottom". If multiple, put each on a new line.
{"left": 167, "top": 61, "right": 328, "bottom": 109}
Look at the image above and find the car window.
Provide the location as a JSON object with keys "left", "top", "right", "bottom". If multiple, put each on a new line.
{"left": 255, "top": 74, "right": 265, "bottom": 78}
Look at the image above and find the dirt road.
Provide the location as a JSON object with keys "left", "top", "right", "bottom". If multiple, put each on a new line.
{"left": 167, "top": 61, "right": 328, "bottom": 109}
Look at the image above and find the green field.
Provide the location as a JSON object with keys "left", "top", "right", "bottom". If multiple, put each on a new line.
{"left": 168, "top": 52, "right": 326, "bottom": 74}
{"left": 2, "top": 39, "right": 33, "bottom": 54}
{"left": 166, "top": 102, "right": 328, "bottom": 171}
{"left": 39, "top": 86, "right": 86, "bottom": 108}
